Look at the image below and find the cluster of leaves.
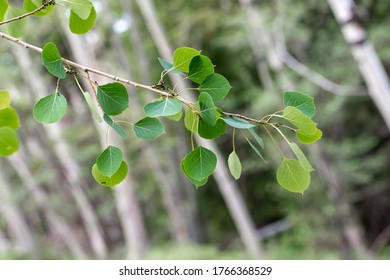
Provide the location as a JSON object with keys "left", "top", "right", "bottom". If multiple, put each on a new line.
{"left": 0, "top": 90, "right": 19, "bottom": 156}
{"left": 0, "top": 0, "right": 96, "bottom": 36}
{"left": 0, "top": 2, "right": 322, "bottom": 193}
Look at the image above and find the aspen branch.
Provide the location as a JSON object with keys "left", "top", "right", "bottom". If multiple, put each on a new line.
{"left": 0, "top": 30, "right": 273, "bottom": 126}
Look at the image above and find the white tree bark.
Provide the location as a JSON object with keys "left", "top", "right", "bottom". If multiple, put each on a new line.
{"left": 135, "top": 0, "right": 263, "bottom": 259}
{"left": 328, "top": 0, "right": 390, "bottom": 130}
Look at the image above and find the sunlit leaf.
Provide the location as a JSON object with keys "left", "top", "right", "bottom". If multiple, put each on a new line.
{"left": 57, "top": 0, "right": 92, "bottom": 19}
{"left": 0, "top": 127, "right": 18, "bottom": 156}
{"left": 184, "top": 107, "right": 199, "bottom": 133}
{"left": 0, "top": 107, "right": 20, "bottom": 129}
{"left": 133, "top": 117, "right": 165, "bottom": 140}
{"left": 82, "top": 91, "right": 102, "bottom": 122}
{"left": 91, "top": 161, "right": 128, "bottom": 188}
{"left": 165, "top": 110, "right": 182, "bottom": 121}
{"left": 173, "top": 47, "right": 201, "bottom": 72}
{"left": 277, "top": 158, "right": 311, "bottom": 193}
{"left": 96, "top": 146, "right": 123, "bottom": 177}
{"left": 283, "top": 106, "right": 317, "bottom": 135}
{"left": 97, "top": 82, "right": 128, "bottom": 116}
{"left": 0, "top": 90, "right": 11, "bottom": 110}
{"left": 69, "top": 5, "right": 96, "bottom": 34}
{"left": 289, "top": 142, "right": 314, "bottom": 172}
{"left": 33, "top": 92, "right": 67, "bottom": 124}
{"left": 181, "top": 146, "right": 217, "bottom": 181}
{"left": 296, "top": 128, "right": 322, "bottom": 144}
{"left": 283, "top": 91, "right": 315, "bottom": 118}
{"left": 41, "top": 42, "right": 66, "bottom": 79}
{"left": 0, "top": 0, "right": 8, "bottom": 22}
{"left": 228, "top": 151, "right": 242, "bottom": 180}
{"left": 24, "top": 0, "right": 54, "bottom": 16}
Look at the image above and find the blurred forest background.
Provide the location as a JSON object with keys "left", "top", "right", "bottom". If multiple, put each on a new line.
{"left": 1, "top": 0, "right": 390, "bottom": 260}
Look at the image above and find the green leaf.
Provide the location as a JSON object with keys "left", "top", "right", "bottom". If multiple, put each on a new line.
{"left": 0, "top": 107, "right": 19, "bottom": 129}
{"left": 33, "top": 92, "right": 67, "bottom": 124}
{"left": 188, "top": 55, "right": 215, "bottom": 84}
{"left": 144, "top": 97, "right": 182, "bottom": 117}
{"left": 96, "top": 146, "right": 123, "bottom": 177}
{"left": 199, "top": 92, "right": 217, "bottom": 126}
{"left": 4, "top": 6, "right": 26, "bottom": 38}
{"left": 103, "top": 114, "right": 127, "bottom": 138}
{"left": 0, "top": 90, "right": 11, "bottom": 110}
{"left": 223, "top": 116, "right": 255, "bottom": 129}
{"left": 246, "top": 138, "right": 266, "bottom": 162}
{"left": 165, "top": 110, "right": 182, "bottom": 121}
{"left": 277, "top": 158, "right": 311, "bottom": 193}
{"left": 158, "top": 58, "right": 185, "bottom": 75}
{"left": 57, "top": 0, "right": 92, "bottom": 19}
{"left": 248, "top": 128, "right": 264, "bottom": 149}
{"left": 283, "top": 91, "right": 315, "bottom": 118}
{"left": 228, "top": 151, "right": 242, "bottom": 180}
{"left": 24, "top": 0, "right": 54, "bottom": 16}
{"left": 296, "top": 128, "right": 322, "bottom": 144}
{"left": 92, "top": 161, "right": 128, "bottom": 188}
{"left": 173, "top": 47, "right": 200, "bottom": 72}
{"left": 180, "top": 161, "right": 209, "bottom": 188}
{"left": 0, "top": 127, "right": 18, "bottom": 156}
{"left": 69, "top": 5, "right": 96, "bottom": 34}
{"left": 97, "top": 82, "right": 129, "bottom": 116}
{"left": 199, "top": 73, "right": 231, "bottom": 103}
{"left": 283, "top": 106, "right": 317, "bottom": 135}
{"left": 181, "top": 146, "right": 217, "bottom": 181}
{"left": 82, "top": 91, "right": 102, "bottom": 123}
{"left": 0, "top": 0, "right": 9, "bottom": 21}
{"left": 41, "top": 42, "right": 66, "bottom": 79}
{"left": 289, "top": 142, "right": 314, "bottom": 172}
{"left": 184, "top": 107, "right": 199, "bottom": 133}
{"left": 198, "top": 118, "right": 226, "bottom": 139}
{"left": 133, "top": 117, "right": 165, "bottom": 140}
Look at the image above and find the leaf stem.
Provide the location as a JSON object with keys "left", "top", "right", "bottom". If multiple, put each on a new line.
{"left": 263, "top": 125, "right": 284, "bottom": 157}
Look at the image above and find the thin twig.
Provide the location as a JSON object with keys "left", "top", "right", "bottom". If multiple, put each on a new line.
{"left": 0, "top": 4, "right": 50, "bottom": 26}
{"left": 0, "top": 31, "right": 271, "bottom": 126}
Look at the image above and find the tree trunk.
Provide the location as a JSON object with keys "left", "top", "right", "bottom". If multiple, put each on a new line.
{"left": 135, "top": 0, "right": 263, "bottom": 259}
{"left": 327, "top": 0, "right": 390, "bottom": 130}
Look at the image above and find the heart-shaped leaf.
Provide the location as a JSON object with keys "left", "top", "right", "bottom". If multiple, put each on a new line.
{"left": 133, "top": 117, "right": 165, "bottom": 140}
{"left": 41, "top": 42, "right": 66, "bottom": 79}
{"left": 33, "top": 92, "right": 67, "bottom": 124}
{"left": 96, "top": 146, "right": 123, "bottom": 177}
{"left": 97, "top": 82, "right": 129, "bottom": 116}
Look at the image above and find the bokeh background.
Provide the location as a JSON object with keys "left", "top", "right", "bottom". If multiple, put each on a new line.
{"left": 1, "top": 0, "right": 390, "bottom": 259}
